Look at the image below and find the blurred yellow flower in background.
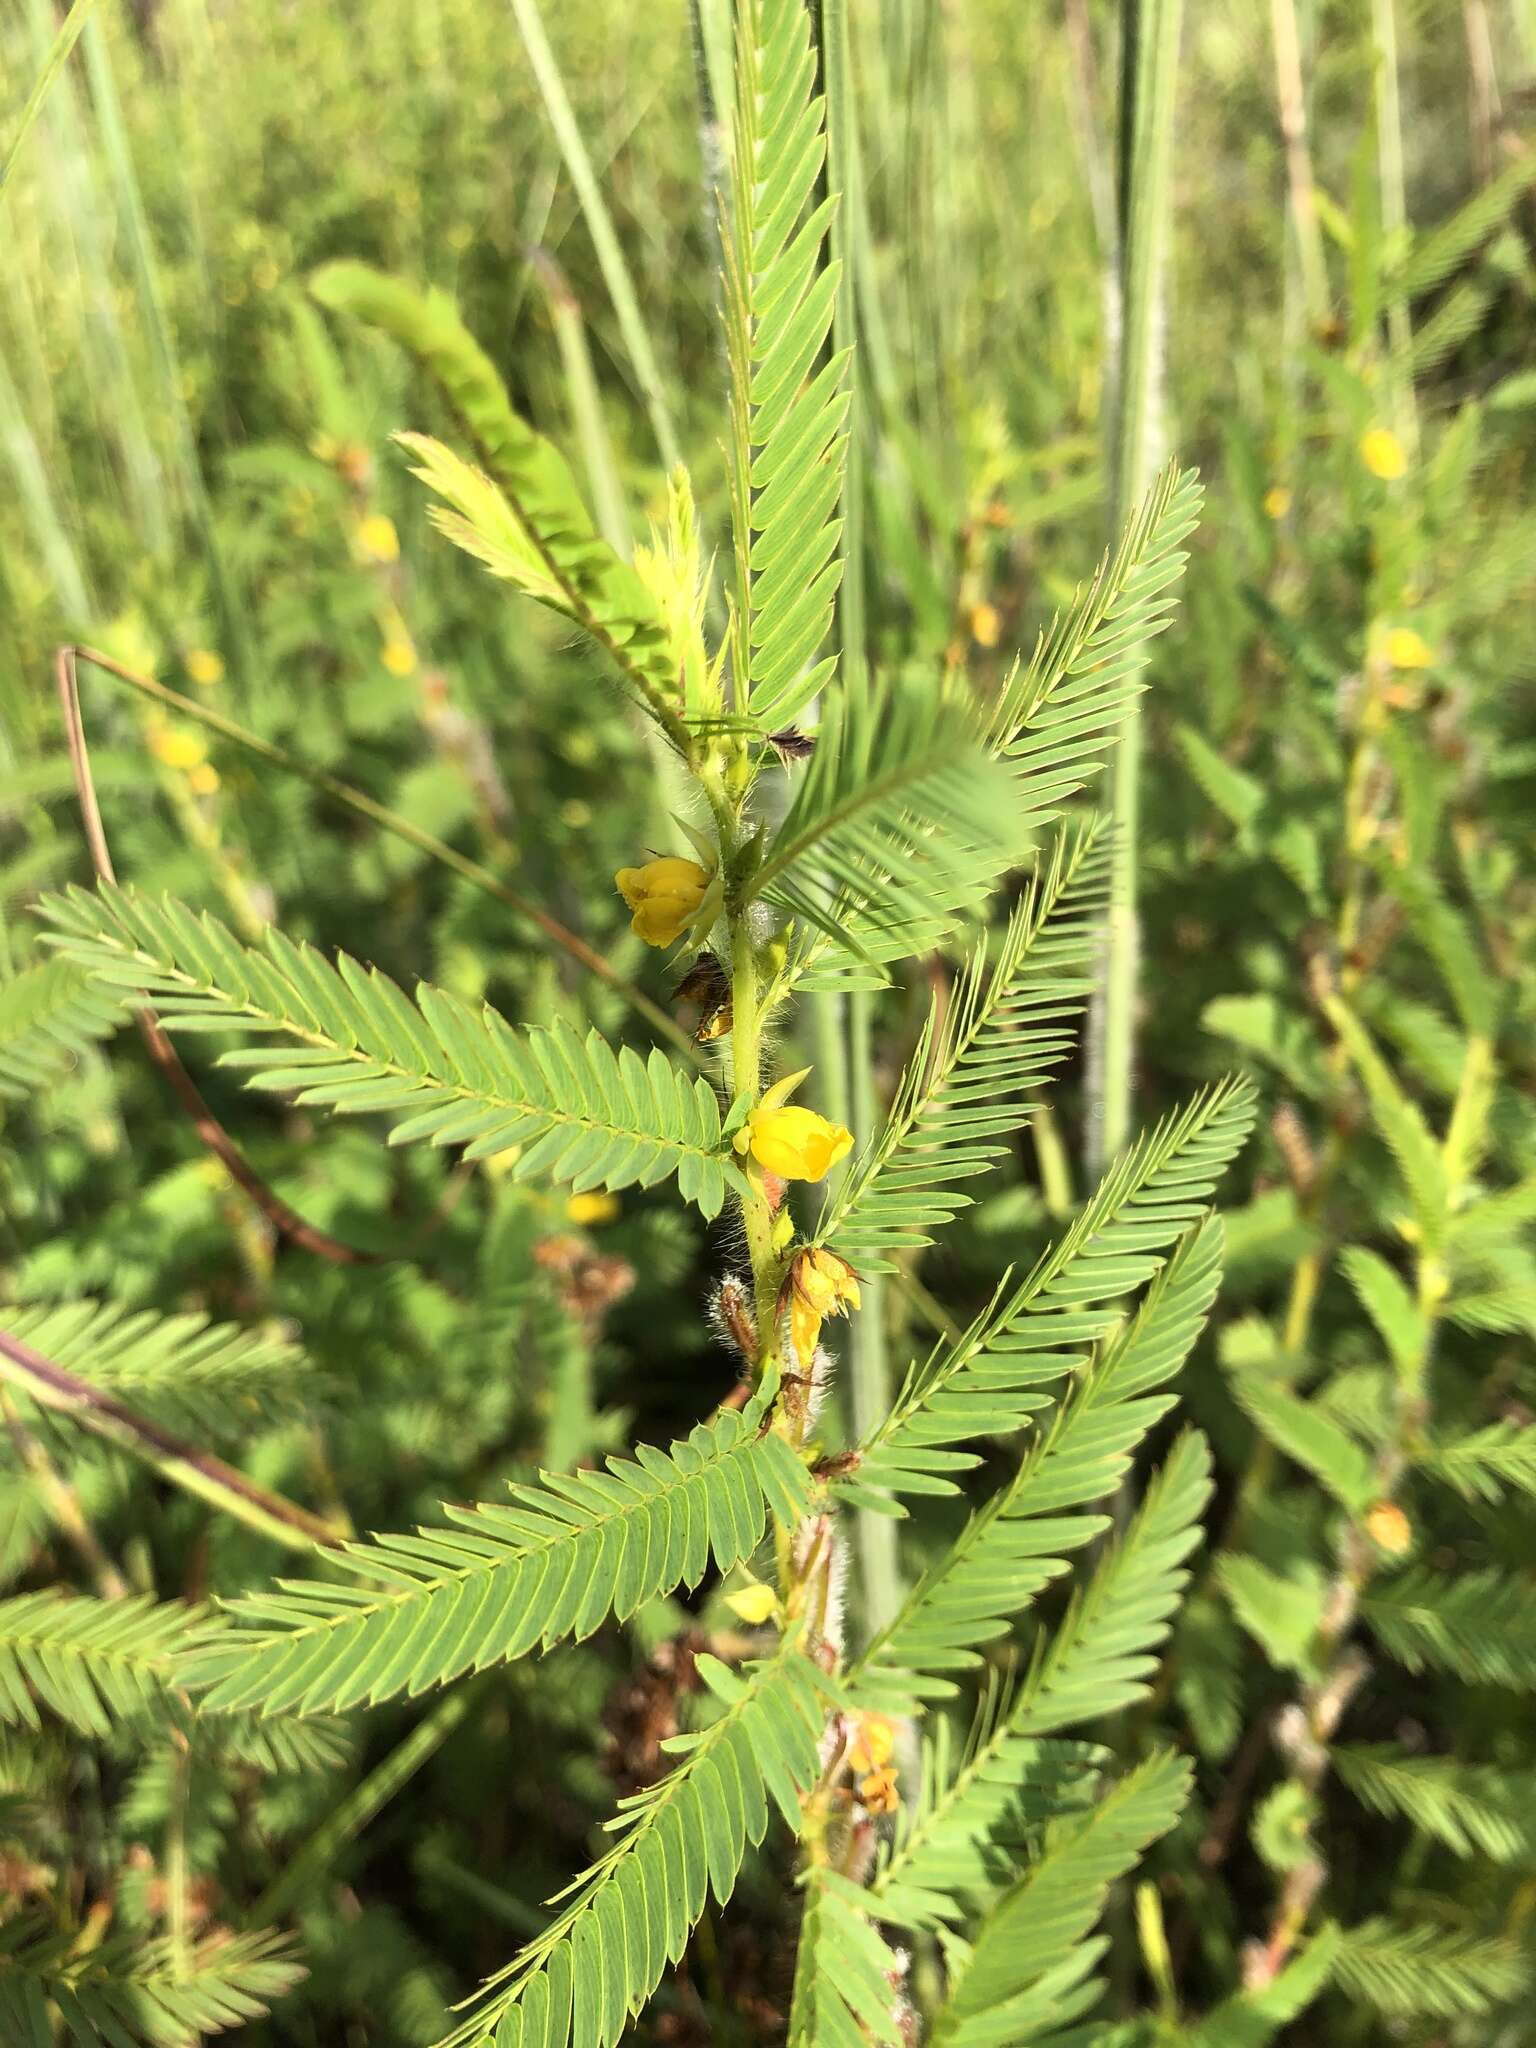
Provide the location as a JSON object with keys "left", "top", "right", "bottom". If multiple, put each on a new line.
{"left": 185, "top": 648, "right": 225, "bottom": 688}
{"left": 150, "top": 726, "right": 207, "bottom": 772}
{"left": 1383, "top": 627, "right": 1434, "bottom": 670}
{"left": 1360, "top": 427, "right": 1407, "bottom": 481}
{"left": 358, "top": 513, "right": 400, "bottom": 561}
{"left": 565, "top": 1191, "right": 619, "bottom": 1226}
{"left": 1263, "top": 485, "right": 1291, "bottom": 520}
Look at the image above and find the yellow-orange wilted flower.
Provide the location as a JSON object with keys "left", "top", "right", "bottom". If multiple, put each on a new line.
{"left": 565, "top": 1190, "right": 619, "bottom": 1227}
{"left": 1263, "top": 485, "right": 1291, "bottom": 521}
{"left": 848, "top": 1714, "right": 896, "bottom": 1777}
{"left": 614, "top": 856, "right": 712, "bottom": 948}
{"left": 150, "top": 725, "right": 207, "bottom": 772}
{"left": 1365, "top": 1502, "right": 1412, "bottom": 1555}
{"left": 785, "top": 1246, "right": 861, "bottom": 1365}
{"left": 1360, "top": 427, "right": 1407, "bottom": 481}
{"left": 738, "top": 1103, "right": 853, "bottom": 1183}
{"left": 1384, "top": 627, "right": 1434, "bottom": 670}
{"left": 185, "top": 647, "right": 224, "bottom": 688}
{"left": 969, "top": 601, "right": 1001, "bottom": 649}
{"left": 858, "top": 1765, "right": 901, "bottom": 1815}
{"left": 358, "top": 512, "right": 400, "bottom": 562}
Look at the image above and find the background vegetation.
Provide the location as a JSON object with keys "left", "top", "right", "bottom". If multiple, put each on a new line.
{"left": 2, "top": 0, "right": 1536, "bottom": 2042}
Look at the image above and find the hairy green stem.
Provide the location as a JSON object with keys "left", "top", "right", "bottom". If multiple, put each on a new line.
{"left": 1092, "top": 0, "right": 1184, "bottom": 1172}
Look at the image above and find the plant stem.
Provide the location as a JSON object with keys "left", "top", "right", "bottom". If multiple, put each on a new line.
{"left": 1092, "top": 0, "right": 1184, "bottom": 1172}
{"left": 247, "top": 1686, "right": 474, "bottom": 1925}
{"left": 1269, "top": 0, "right": 1329, "bottom": 329}
{"left": 0, "top": 0, "right": 103, "bottom": 200}
{"left": 1371, "top": 0, "right": 1418, "bottom": 454}
{"left": 507, "top": 0, "right": 683, "bottom": 473}
{"left": 0, "top": 1386, "right": 128, "bottom": 1597}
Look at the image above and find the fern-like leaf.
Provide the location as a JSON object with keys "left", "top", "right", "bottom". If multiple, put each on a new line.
{"left": 786, "top": 1869, "right": 905, "bottom": 2048}
{"left": 438, "top": 1650, "right": 826, "bottom": 2048}
{"left": 41, "top": 884, "right": 740, "bottom": 1219}
{"left": 853, "top": 1222, "right": 1224, "bottom": 1706}
{"left": 0, "top": 1920, "right": 301, "bottom": 2047}
{"left": 819, "top": 821, "right": 1107, "bottom": 1271}
{"left": 185, "top": 1410, "right": 810, "bottom": 1716}
{"left": 1363, "top": 1568, "right": 1536, "bottom": 1688}
{"left": 928, "top": 1750, "right": 1192, "bottom": 2048}
{"left": 867, "top": 1435, "right": 1213, "bottom": 1922}
{"left": 753, "top": 677, "right": 1025, "bottom": 987}
{"left": 0, "top": 1299, "right": 312, "bottom": 1432}
{"left": 846, "top": 1081, "right": 1253, "bottom": 1514}
{"left": 310, "top": 262, "right": 683, "bottom": 740}
{"left": 1332, "top": 1916, "right": 1526, "bottom": 2019}
{"left": 988, "top": 465, "right": 1202, "bottom": 765}
{"left": 1334, "top": 1745, "right": 1536, "bottom": 1862}
{"left": 724, "top": 0, "right": 848, "bottom": 727}
{"left": 0, "top": 957, "right": 126, "bottom": 1102}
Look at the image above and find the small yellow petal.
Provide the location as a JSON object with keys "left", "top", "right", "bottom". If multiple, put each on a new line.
{"left": 1262, "top": 485, "right": 1291, "bottom": 520}
{"left": 613, "top": 857, "right": 711, "bottom": 948}
{"left": 565, "top": 1191, "right": 619, "bottom": 1226}
{"left": 381, "top": 637, "right": 417, "bottom": 676}
{"left": 187, "top": 763, "right": 221, "bottom": 796}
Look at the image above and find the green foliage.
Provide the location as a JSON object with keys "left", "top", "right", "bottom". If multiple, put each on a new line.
{"left": 185, "top": 1409, "right": 809, "bottom": 1714}
{"left": 0, "top": 1921, "right": 302, "bottom": 2047}
{"left": 438, "top": 1650, "right": 827, "bottom": 2048}
{"left": 0, "top": 955, "right": 126, "bottom": 1101}
{"left": 41, "top": 882, "right": 741, "bottom": 1218}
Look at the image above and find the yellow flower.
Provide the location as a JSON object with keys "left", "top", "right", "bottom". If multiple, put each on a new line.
{"left": 785, "top": 1246, "right": 861, "bottom": 1365}
{"left": 358, "top": 512, "right": 400, "bottom": 562}
{"left": 150, "top": 725, "right": 207, "bottom": 772}
{"left": 969, "top": 600, "right": 1001, "bottom": 648}
{"left": 724, "top": 1581, "right": 779, "bottom": 1625}
{"left": 1365, "top": 1502, "right": 1412, "bottom": 1555}
{"left": 1360, "top": 427, "right": 1407, "bottom": 481}
{"left": 614, "top": 856, "right": 711, "bottom": 948}
{"left": 187, "top": 763, "right": 221, "bottom": 797}
{"left": 1384, "top": 627, "right": 1434, "bottom": 670}
{"left": 565, "top": 1190, "right": 619, "bottom": 1227}
{"left": 738, "top": 1103, "right": 853, "bottom": 1183}
{"left": 185, "top": 648, "right": 224, "bottom": 688}
{"left": 848, "top": 1714, "right": 896, "bottom": 1776}
{"left": 380, "top": 636, "right": 417, "bottom": 677}
{"left": 1263, "top": 484, "right": 1291, "bottom": 521}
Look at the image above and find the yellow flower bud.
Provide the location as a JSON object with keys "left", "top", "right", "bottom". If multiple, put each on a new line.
{"left": 185, "top": 648, "right": 225, "bottom": 688}
{"left": 358, "top": 512, "right": 400, "bottom": 562}
{"left": 1360, "top": 428, "right": 1407, "bottom": 481}
{"left": 565, "top": 1190, "right": 619, "bottom": 1226}
{"left": 614, "top": 857, "right": 712, "bottom": 948}
{"left": 1365, "top": 1502, "right": 1412, "bottom": 1555}
{"left": 1263, "top": 485, "right": 1291, "bottom": 521}
{"left": 736, "top": 1103, "right": 854, "bottom": 1183}
{"left": 1383, "top": 627, "right": 1434, "bottom": 670}
{"left": 969, "top": 601, "right": 1001, "bottom": 648}
{"left": 150, "top": 726, "right": 207, "bottom": 772}
{"left": 724, "top": 1582, "right": 779, "bottom": 1625}
{"left": 381, "top": 636, "right": 417, "bottom": 676}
